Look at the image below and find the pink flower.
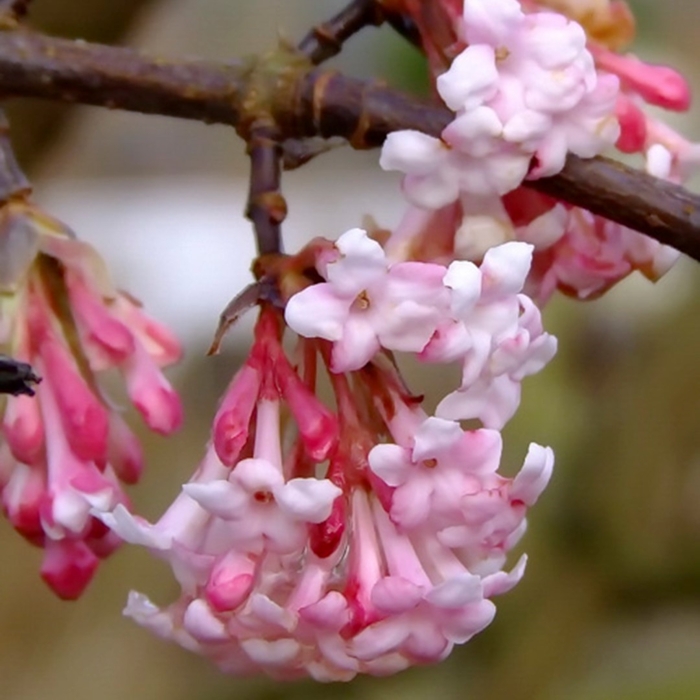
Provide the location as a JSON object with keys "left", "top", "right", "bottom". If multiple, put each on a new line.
{"left": 416, "top": 242, "right": 557, "bottom": 428}
{"left": 379, "top": 0, "right": 695, "bottom": 303}
{"left": 0, "top": 198, "right": 183, "bottom": 598}
{"left": 184, "top": 398, "right": 341, "bottom": 555}
{"left": 97, "top": 299, "right": 554, "bottom": 680}
{"left": 381, "top": 0, "right": 619, "bottom": 205}
{"left": 285, "top": 228, "right": 449, "bottom": 371}
{"left": 368, "top": 416, "right": 503, "bottom": 529}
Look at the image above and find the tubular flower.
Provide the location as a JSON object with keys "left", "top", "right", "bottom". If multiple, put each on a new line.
{"left": 380, "top": 0, "right": 697, "bottom": 302}
{"left": 96, "top": 230, "right": 554, "bottom": 680}
{"left": 0, "top": 197, "right": 183, "bottom": 599}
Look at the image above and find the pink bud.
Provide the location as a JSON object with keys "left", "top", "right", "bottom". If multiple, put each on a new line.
{"left": 1, "top": 463, "right": 45, "bottom": 541}
{"left": 3, "top": 393, "right": 44, "bottom": 465}
{"left": 212, "top": 364, "right": 261, "bottom": 466}
{"left": 114, "top": 294, "right": 182, "bottom": 366}
{"left": 40, "top": 538, "right": 100, "bottom": 600}
{"left": 40, "top": 338, "right": 109, "bottom": 461}
{"left": 615, "top": 95, "right": 647, "bottom": 153}
{"left": 593, "top": 48, "right": 691, "bottom": 111}
{"left": 107, "top": 414, "right": 144, "bottom": 484}
{"left": 69, "top": 469, "right": 117, "bottom": 509}
{"left": 85, "top": 521, "right": 123, "bottom": 558}
{"left": 205, "top": 551, "right": 256, "bottom": 611}
{"left": 309, "top": 494, "right": 346, "bottom": 558}
{"left": 65, "top": 271, "right": 135, "bottom": 364}
{"left": 275, "top": 357, "right": 338, "bottom": 461}
{"left": 122, "top": 343, "right": 183, "bottom": 435}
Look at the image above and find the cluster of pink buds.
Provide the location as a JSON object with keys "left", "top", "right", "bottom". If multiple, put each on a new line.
{"left": 0, "top": 197, "right": 182, "bottom": 599}
{"left": 96, "top": 229, "right": 554, "bottom": 679}
{"left": 379, "top": 0, "right": 698, "bottom": 302}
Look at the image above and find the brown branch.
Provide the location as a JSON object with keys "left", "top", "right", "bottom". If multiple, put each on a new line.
{"left": 246, "top": 119, "right": 286, "bottom": 255}
{"left": 287, "top": 0, "right": 387, "bottom": 168}
{"left": 6, "top": 0, "right": 159, "bottom": 171}
{"left": 0, "top": 30, "right": 699, "bottom": 262}
{"left": 298, "top": 0, "right": 385, "bottom": 65}
{"left": 529, "top": 155, "right": 700, "bottom": 261}
{"left": 0, "top": 30, "right": 249, "bottom": 124}
{"left": 382, "top": 9, "right": 422, "bottom": 50}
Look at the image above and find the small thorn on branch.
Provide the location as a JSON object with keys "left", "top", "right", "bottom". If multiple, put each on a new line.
{"left": 208, "top": 277, "right": 283, "bottom": 355}
{"left": 298, "top": 0, "right": 385, "bottom": 65}
{"left": 0, "top": 354, "right": 41, "bottom": 396}
{"left": 281, "top": 136, "right": 345, "bottom": 170}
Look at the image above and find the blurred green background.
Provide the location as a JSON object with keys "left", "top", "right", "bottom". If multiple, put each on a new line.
{"left": 2, "top": 1, "right": 700, "bottom": 699}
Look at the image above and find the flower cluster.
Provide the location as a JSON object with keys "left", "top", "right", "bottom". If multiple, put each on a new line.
{"left": 287, "top": 229, "right": 557, "bottom": 429}
{"left": 96, "top": 230, "right": 554, "bottom": 679}
{"left": 49, "top": 0, "right": 697, "bottom": 683}
{"left": 0, "top": 198, "right": 182, "bottom": 598}
{"left": 380, "top": 0, "right": 698, "bottom": 302}
{"left": 381, "top": 0, "right": 620, "bottom": 205}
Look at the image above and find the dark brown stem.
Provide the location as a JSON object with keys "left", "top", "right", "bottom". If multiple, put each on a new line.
{"left": 290, "top": 69, "right": 450, "bottom": 146}
{"left": 0, "top": 30, "right": 699, "bottom": 262}
{"left": 0, "top": 30, "right": 249, "bottom": 125}
{"left": 298, "top": 0, "right": 385, "bottom": 65}
{"left": 529, "top": 155, "right": 700, "bottom": 261}
{"left": 246, "top": 119, "right": 286, "bottom": 255}
{"left": 289, "top": 0, "right": 387, "bottom": 168}
{"left": 383, "top": 9, "right": 422, "bottom": 50}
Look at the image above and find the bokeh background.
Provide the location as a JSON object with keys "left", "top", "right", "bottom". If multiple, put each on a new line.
{"left": 2, "top": 1, "right": 700, "bottom": 699}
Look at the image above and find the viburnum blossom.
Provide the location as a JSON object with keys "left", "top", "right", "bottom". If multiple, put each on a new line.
{"left": 380, "top": 0, "right": 620, "bottom": 205}
{"left": 0, "top": 196, "right": 183, "bottom": 599}
{"left": 95, "top": 228, "right": 555, "bottom": 679}
{"left": 285, "top": 228, "right": 448, "bottom": 372}
{"left": 61, "top": 0, "right": 697, "bottom": 683}
{"left": 379, "top": 0, "right": 698, "bottom": 302}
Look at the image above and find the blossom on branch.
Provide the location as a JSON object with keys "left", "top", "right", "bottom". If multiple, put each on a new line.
{"left": 380, "top": 0, "right": 698, "bottom": 303}
{"left": 16, "top": 0, "right": 695, "bottom": 682}
{"left": 381, "top": 0, "right": 620, "bottom": 205}
{"left": 95, "top": 223, "right": 555, "bottom": 679}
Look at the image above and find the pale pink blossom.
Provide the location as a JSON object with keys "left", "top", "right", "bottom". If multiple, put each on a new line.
{"left": 416, "top": 242, "right": 557, "bottom": 428}
{"left": 368, "top": 417, "right": 503, "bottom": 530}
{"left": 285, "top": 228, "right": 448, "bottom": 371}
{"left": 97, "top": 301, "right": 554, "bottom": 680}
{"left": 381, "top": 0, "right": 619, "bottom": 205}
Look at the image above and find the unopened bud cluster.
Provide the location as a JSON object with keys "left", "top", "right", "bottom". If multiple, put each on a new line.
{"left": 0, "top": 198, "right": 182, "bottom": 598}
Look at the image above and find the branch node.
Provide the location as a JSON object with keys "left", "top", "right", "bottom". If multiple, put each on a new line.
{"left": 298, "top": 0, "right": 385, "bottom": 65}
